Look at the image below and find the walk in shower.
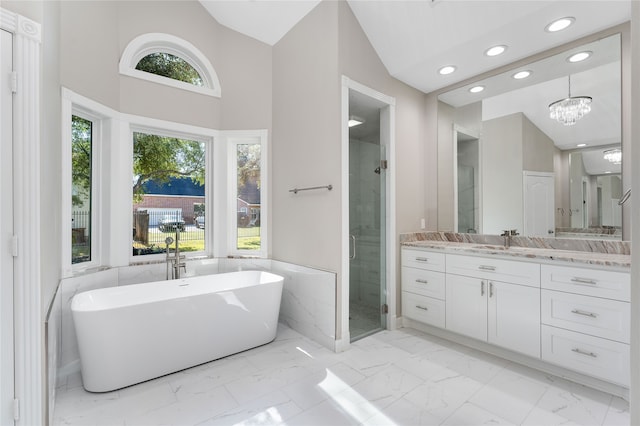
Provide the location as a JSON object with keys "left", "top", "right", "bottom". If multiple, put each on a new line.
{"left": 348, "top": 89, "right": 387, "bottom": 341}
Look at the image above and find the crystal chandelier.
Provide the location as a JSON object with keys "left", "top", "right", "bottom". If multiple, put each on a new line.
{"left": 603, "top": 148, "right": 622, "bottom": 165}
{"left": 549, "top": 75, "right": 592, "bottom": 126}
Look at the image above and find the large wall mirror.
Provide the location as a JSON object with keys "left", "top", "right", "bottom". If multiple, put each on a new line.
{"left": 438, "top": 32, "right": 623, "bottom": 241}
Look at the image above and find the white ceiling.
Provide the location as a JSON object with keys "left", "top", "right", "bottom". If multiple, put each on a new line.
{"left": 199, "top": 1, "right": 630, "bottom": 95}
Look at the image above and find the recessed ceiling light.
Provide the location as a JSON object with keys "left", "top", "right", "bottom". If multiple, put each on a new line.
{"left": 512, "top": 70, "right": 532, "bottom": 80}
{"left": 568, "top": 51, "right": 592, "bottom": 63}
{"left": 605, "top": 171, "right": 612, "bottom": 174}
{"left": 577, "top": 143, "right": 587, "bottom": 147}
{"left": 545, "top": 17, "right": 575, "bottom": 33}
{"left": 469, "top": 86, "right": 485, "bottom": 93}
{"left": 485, "top": 45, "right": 507, "bottom": 57}
{"left": 438, "top": 65, "right": 456, "bottom": 75}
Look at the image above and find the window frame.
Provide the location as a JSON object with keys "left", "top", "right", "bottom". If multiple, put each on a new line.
{"left": 61, "top": 90, "right": 109, "bottom": 276}
{"left": 127, "top": 118, "right": 215, "bottom": 264}
{"left": 61, "top": 89, "right": 269, "bottom": 271}
{"left": 119, "top": 33, "right": 221, "bottom": 98}
{"left": 226, "top": 130, "right": 268, "bottom": 258}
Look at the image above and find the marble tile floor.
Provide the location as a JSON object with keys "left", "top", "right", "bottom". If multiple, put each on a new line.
{"left": 54, "top": 324, "right": 629, "bottom": 426}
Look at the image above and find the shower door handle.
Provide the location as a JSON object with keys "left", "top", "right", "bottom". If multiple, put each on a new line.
{"left": 349, "top": 234, "right": 356, "bottom": 260}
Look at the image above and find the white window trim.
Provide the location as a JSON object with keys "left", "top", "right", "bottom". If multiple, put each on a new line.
{"left": 226, "top": 130, "right": 269, "bottom": 258}
{"left": 119, "top": 33, "right": 221, "bottom": 98}
{"left": 126, "top": 115, "right": 217, "bottom": 264}
{"left": 61, "top": 90, "right": 269, "bottom": 268}
{"left": 61, "top": 88, "right": 114, "bottom": 276}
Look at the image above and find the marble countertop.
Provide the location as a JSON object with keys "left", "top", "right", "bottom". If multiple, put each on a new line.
{"left": 402, "top": 240, "right": 631, "bottom": 269}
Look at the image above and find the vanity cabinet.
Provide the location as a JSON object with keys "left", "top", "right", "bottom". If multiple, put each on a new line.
{"left": 401, "top": 246, "right": 630, "bottom": 387}
{"left": 401, "top": 249, "right": 446, "bottom": 328}
{"left": 445, "top": 254, "right": 541, "bottom": 358}
{"left": 540, "top": 264, "right": 630, "bottom": 386}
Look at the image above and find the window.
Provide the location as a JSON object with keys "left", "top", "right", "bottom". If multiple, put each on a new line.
{"left": 229, "top": 134, "right": 267, "bottom": 255}
{"left": 62, "top": 88, "right": 110, "bottom": 276}
{"left": 132, "top": 131, "right": 207, "bottom": 257}
{"left": 135, "top": 52, "right": 203, "bottom": 87}
{"left": 119, "top": 33, "right": 221, "bottom": 97}
{"left": 71, "top": 115, "right": 93, "bottom": 264}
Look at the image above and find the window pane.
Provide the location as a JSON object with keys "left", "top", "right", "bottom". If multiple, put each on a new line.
{"left": 132, "top": 132, "right": 206, "bottom": 256}
{"left": 236, "top": 144, "right": 261, "bottom": 250}
{"left": 135, "top": 52, "right": 203, "bottom": 87}
{"left": 71, "top": 115, "right": 92, "bottom": 264}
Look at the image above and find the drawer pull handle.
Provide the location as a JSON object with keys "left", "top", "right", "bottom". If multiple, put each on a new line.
{"left": 489, "top": 281, "right": 494, "bottom": 298}
{"left": 415, "top": 279, "right": 429, "bottom": 284}
{"left": 478, "top": 265, "right": 496, "bottom": 271}
{"left": 415, "top": 257, "right": 429, "bottom": 262}
{"left": 481, "top": 280, "right": 485, "bottom": 296}
{"left": 572, "top": 348, "right": 598, "bottom": 358}
{"left": 570, "top": 277, "right": 597, "bottom": 285}
{"left": 415, "top": 305, "right": 429, "bottom": 311}
{"left": 571, "top": 309, "right": 598, "bottom": 318}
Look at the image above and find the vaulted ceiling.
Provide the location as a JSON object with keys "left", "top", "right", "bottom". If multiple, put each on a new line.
{"left": 199, "top": 1, "right": 630, "bottom": 95}
{"left": 199, "top": 1, "right": 630, "bottom": 157}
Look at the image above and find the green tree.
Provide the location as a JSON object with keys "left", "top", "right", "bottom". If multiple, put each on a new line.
{"left": 237, "top": 144, "right": 261, "bottom": 190}
{"left": 136, "top": 52, "right": 203, "bottom": 86}
{"left": 72, "top": 115, "right": 92, "bottom": 207}
{"left": 132, "top": 132, "right": 205, "bottom": 202}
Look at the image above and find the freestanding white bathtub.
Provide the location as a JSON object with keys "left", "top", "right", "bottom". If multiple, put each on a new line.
{"left": 71, "top": 270, "right": 283, "bottom": 392}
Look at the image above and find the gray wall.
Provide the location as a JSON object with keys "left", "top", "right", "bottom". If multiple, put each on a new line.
{"left": 482, "top": 113, "right": 524, "bottom": 234}
{"left": 272, "top": 2, "right": 428, "bottom": 337}
{"left": 522, "top": 114, "right": 555, "bottom": 173}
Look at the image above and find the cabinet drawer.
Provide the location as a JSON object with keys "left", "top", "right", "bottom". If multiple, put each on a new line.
{"left": 541, "top": 325, "right": 629, "bottom": 386}
{"left": 541, "top": 265, "right": 630, "bottom": 301}
{"left": 402, "top": 267, "right": 446, "bottom": 300}
{"left": 541, "top": 290, "right": 630, "bottom": 343}
{"left": 446, "top": 253, "right": 540, "bottom": 287}
{"left": 402, "top": 292, "right": 445, "bottom": 328}
{"left": 402, "top": 248, "right": 445, "bottom": 272}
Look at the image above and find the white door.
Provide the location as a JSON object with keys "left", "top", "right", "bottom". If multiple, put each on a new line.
{"left": 0, "top": 28, "right": 15, "bottom": 426}
{"left": 487, "top": 280, "right": 540, "bottom": 358}
{"left": 524, "top": 172, "right": 555, "bottom": 237}
{"left": 445, "top": 274, "right": 487, "bottom": 341}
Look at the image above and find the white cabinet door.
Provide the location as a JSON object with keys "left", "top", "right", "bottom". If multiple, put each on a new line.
{"left": 446, "top": 274, "right": 487, "bottom": 341}
{"left": 488, "top": 281, "right": 540, "bottom": 358}
{"left": 523, "top": 172, "right": 555, "bottom": 237}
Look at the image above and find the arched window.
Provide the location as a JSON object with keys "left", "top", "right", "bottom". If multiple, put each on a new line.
{"left": 119, "top": 33, "right": 221, "bottom": 97}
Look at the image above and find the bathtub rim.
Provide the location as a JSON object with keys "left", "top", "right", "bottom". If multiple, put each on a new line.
{"left": 70, "top": 270, "right": 284, "bottom": 312}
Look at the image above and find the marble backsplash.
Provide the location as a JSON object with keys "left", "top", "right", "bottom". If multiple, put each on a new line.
{"left": 400, "top": 231, "right": 631, "bottom": 255}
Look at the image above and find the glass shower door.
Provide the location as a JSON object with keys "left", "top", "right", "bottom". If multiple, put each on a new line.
{"left": 349, "top": 140, "right": 386, "bottom": 341}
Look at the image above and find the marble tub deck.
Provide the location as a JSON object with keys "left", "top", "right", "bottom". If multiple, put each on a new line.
{"left": 53, "top": 324, "right": 629, "bottom": 426}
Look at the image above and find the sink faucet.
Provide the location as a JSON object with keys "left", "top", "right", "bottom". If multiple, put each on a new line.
{"left": 500, "top": 229, "right": 519, "bottom": 248}
{"left": 164, "top": 229, "right": 187, "bottom": 280}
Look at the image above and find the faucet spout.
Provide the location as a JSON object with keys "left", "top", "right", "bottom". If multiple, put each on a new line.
{"left": 500, "top": 229, "right": 519, "bottom": 248}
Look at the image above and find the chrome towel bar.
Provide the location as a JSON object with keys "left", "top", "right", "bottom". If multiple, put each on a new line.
{"left": 289, "top": 184, "right": 333, "bottom": 194}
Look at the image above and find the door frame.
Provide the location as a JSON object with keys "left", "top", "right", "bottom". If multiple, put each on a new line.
{"left": 1, "top": 27, "right": 15, "bottom": 426}
{"left": 339, "top": 76, "right": 396, "bottom": 350}
{"left": 1, "top": 8, "right": 43, "bottom": 426}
